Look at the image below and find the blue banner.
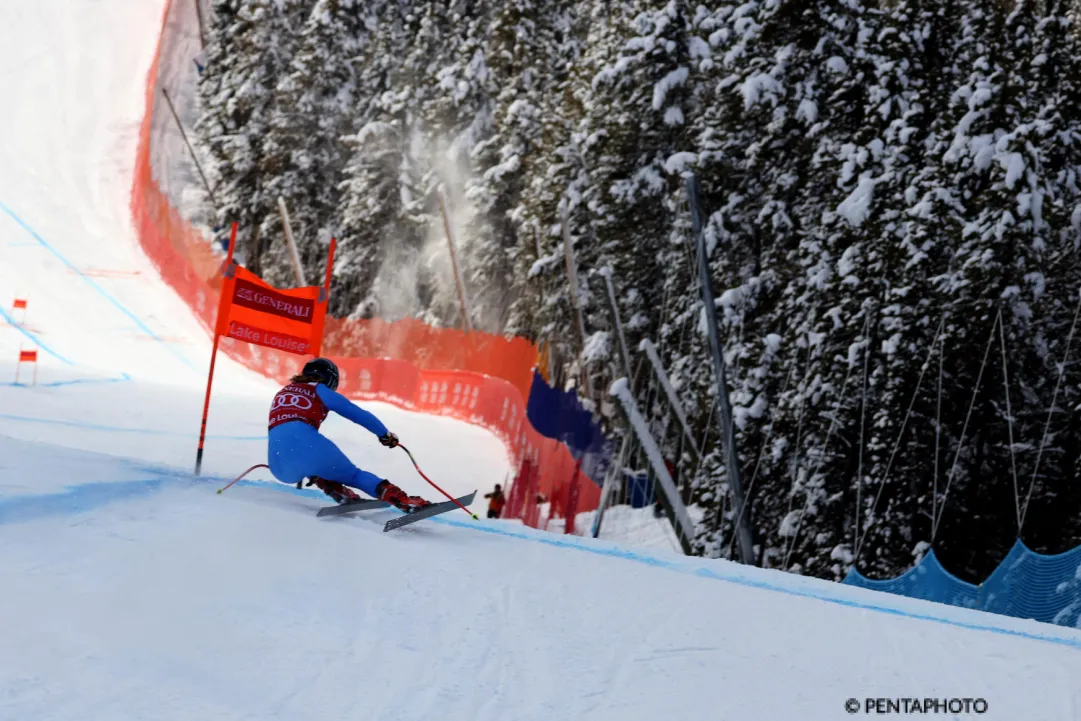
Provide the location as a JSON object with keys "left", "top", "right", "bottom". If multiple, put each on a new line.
{"left": 526, "top": 370, "right": 610, "bottom": 486}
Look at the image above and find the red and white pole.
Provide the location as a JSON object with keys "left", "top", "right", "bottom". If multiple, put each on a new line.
{"left": 12, "top": 297, "right": 27, "bottom": 325}
{"left": 15, "top": 347, "right": 37, "bottom": 385}
{"left": 216, "top": 463, "right": 269, "bottom": 495}
{"left": 399, "top": 444, "right": 478, "bottom": 520}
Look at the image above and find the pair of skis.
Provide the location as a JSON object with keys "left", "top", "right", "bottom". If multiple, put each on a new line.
{"left": 316, "top": 491, "right": 476, "bottom": 532}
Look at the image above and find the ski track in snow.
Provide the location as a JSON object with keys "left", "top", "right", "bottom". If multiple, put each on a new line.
{"left": 1, "top": 1, "right": 1081, "bottom": 719}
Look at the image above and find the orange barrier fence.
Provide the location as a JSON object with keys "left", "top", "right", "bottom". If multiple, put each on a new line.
{"left": 323, "top": 316, "right": 537, "bottom": 403}
{"left": 334, "top": 358, "right": 600, "bottom": 513}
{"left": 504, "top": 456, "right": 590, "bottom": 532}
{"left": 130, "top": 0, "right": 599, "bottom": 517}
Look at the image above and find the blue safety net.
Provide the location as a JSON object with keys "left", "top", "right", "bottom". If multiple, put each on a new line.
{"left": 979, "top": 540, "right": 1081, "bottom": 627}
{"left": 844, "top": 550, "right": 980, "bottom": 610}
{"left": 843, "top": 541, "right": 1081, "bottom": 629}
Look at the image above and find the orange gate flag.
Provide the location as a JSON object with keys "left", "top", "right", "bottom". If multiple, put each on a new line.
{"left": 195, "top": 222, "right": 336, "bottom": 476}
{"left": 214, "top": 264, "right": 329, "bottom": 357}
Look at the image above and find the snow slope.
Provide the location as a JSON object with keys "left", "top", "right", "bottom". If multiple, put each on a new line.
{"left": 5, "top": 435, "right": 1081, "bottom": 721}
{"left": 1, "top": 2, "right": 1081, "bottom": 720}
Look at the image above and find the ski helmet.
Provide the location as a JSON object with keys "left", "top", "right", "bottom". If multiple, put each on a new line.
{"left": 302, "top": 357, "right": 339, "bottom": 391}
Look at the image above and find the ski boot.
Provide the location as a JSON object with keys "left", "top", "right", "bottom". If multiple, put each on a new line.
{"left": 307, "top": 476, "right": 361, "bottom": 504}
{"left": 376, "top": 480, "right": 432, "bottom": 513}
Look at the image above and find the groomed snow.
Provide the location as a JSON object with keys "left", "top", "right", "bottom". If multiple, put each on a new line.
{"left": 4, "top": 435, "right": 1081, "bottom": 720}
{"left": 1, "top": 2, "right": 1080, "bottom": 720}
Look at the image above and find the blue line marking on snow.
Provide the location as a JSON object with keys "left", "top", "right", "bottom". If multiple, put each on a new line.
{"left": 0, "top": 198, "right": 196, "bottom": 370}
{"left": 430, "top": 517, "right": 1081, "bottom": 651}
{"left": 0, "top": 479, "right": 166, "bottom": 525}
{"left": 3, "top": 474, "right": 1080, "bottom": 652}
{"left": 0, "top": 412, "right": 265, "bottom": 440}
{"left": 37, "top": 373, "right": 132, "bottom": 388}
{"left": 0, "top": 305, "right": 75, "bottom": 365}
{"left": 4, "top": 373, "right": 132, "bottom": 388}
{"left": 0, "top": 476, "right": 277, "bottom": 528}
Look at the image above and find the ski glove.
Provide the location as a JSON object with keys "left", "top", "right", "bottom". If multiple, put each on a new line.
{"left": 379, "top": 432, "right": 399, "bottom": 448}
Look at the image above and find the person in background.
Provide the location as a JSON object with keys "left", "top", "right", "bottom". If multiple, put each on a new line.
{"left": 484, "top": 484, "right": 505, "bottom": 519}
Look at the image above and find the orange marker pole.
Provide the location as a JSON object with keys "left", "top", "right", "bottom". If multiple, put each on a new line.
{"left": 194, "top": 334, "right": 222, "bottom": 476}
{"left": 195, "top": 222, "right": 237, "bottom": 476}
{"left": 323, "top": 238, "right": 336, "bottom": 290}
{"left": 399, "top": 444, "right": 478, "bottom": 519}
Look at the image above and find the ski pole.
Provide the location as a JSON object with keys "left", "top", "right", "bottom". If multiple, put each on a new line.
{"left": 398, "top": 444, "right": 478, "bottom": 520}
{"left": 216, "top": 463, "right": 269, "bottom": 495}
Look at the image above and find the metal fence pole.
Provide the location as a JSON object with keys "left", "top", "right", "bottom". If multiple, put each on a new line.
{"left": 685, "top": 173, "right": 755, "bottom": 565}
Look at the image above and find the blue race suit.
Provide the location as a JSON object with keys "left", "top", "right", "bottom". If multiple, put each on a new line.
{"left": 267, "top": 382, "right": 388, "bottom": 497}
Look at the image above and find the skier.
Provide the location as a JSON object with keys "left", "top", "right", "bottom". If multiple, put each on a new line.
{"left": 267, "top": 357, "right": 432, "bottom": 512}
{"left": 484, "top": 484, "right": 505, "bottom": 519}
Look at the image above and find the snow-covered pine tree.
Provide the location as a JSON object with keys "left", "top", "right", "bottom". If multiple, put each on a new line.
{"left": 191, "top": 0, "right": 1081, "bottom": 578}
{"left": 195, "top": 0, "right": 315, "bottom": 275}
{"left": 468, "top": 0, "right": 576, "bottom": 335}
{"left": 848, "top": 0, "right": 974, "bottom": 580}
{"left": 775, "top": 0, "right": 936, "bottom": 580}
{"left": 335, "top": 2, "right": 422, "bottom": 323}
{"left": 390, "top": 0, "right": 491, "bottom": 330}
{"left": 684, "top": 0, "right": 885, "bottom": 572}
{"left": 337, "top": 1, "right": 464, "bottom": 326}
{"left": 853, "top": 0, "right": 1081, "bottom": 581}
{"left": 259, "top": 0, "right": 370, "bottom": 304}
{"left": 1015, "top": 0, "right": 1081, "bottom": 555}
{"left": 557, "top": 0, "right": 705, "bottom": 420}
{"left": 939, "top": 0, "right": 1081, "bottom": 568}
{"left": 433, "top": 2, "right": 511, "bottom": 332}
{"left": 509, "top": 0, "right": 635, "bottom": 395}
{"left": 915, "top": 0, "right": 1044, "bottom": 581}
{"left": 589, "top": 0, "right": 698, "bottom": 370}
{"left": 506, "top": 3, "right": 588, "bottom": 358}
